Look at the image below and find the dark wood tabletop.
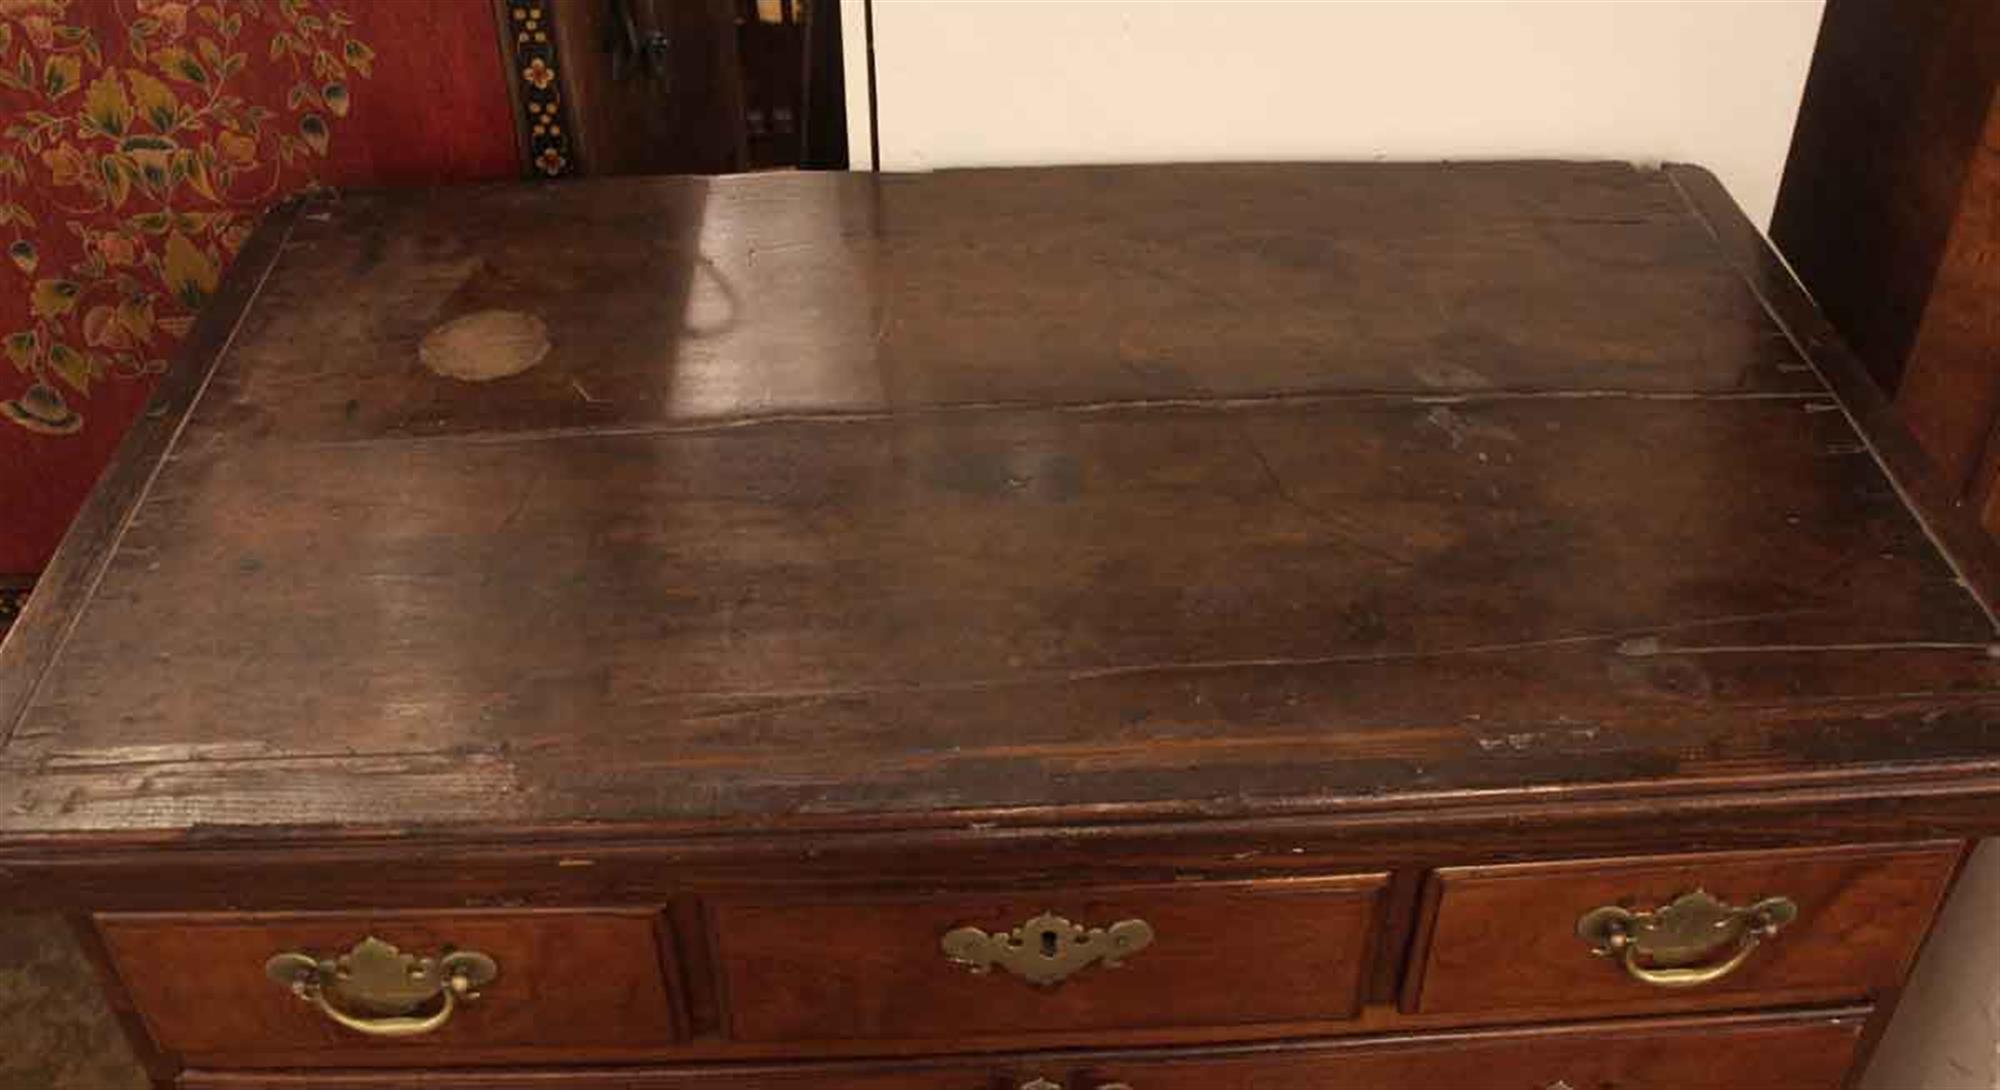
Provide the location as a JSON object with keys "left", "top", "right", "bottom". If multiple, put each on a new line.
{"left": 2, "top": 162, "right": 1995, "bottom": 849}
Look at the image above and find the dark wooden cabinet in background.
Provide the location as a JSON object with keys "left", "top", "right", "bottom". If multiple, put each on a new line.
{"left": 1774, "top": 0, "right": 1999, "bottom": 533}
{"left": 533, "top": 0, "right": 845, "bottom": 177}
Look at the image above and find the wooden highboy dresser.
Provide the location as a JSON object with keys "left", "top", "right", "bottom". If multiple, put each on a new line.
{"left": 2, "top": 163, "right": 1996, "bottom": 1089}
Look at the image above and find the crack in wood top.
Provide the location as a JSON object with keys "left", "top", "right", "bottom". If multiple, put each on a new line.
{"left": 0, "top": 163, "right": 1994, "bottom": 847}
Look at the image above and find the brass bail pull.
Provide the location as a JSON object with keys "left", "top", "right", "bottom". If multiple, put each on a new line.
{"left": 264, "top": 937, "right": 500, "bottom": 1039}
{"left": 1576, "top": 889, "right": 1798, "bottom": 989}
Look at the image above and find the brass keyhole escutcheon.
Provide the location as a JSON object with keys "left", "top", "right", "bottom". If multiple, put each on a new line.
{"left": 942, "top": 911, "right": 1155, "bottom": 987}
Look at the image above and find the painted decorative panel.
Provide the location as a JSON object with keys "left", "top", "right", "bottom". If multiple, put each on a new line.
{"left": 499, "top": 0, "right": 574, "bottom": 177}
{"left": 0, "top": 0, "right": 520, "bottom": 575}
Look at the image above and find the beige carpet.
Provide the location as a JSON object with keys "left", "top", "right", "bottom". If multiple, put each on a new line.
{"left": 0, "top": 597, "right": 146, "bottom": 1087}
{"left": 0, "top": 914, "right": 149, "bottom": 1089}
{"left": 1, "top": 581, "right": 150, "bottom": 1088}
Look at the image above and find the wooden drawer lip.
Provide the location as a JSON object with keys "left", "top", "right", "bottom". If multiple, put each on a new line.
{"left": 707, "top": 873, "right": 1389, "bottom": 1043}
{"left": 96, "top": 907, "right": 683, "bottom": 1063}
{"left": 706, "top": 873, "right": 1390, "bottom": 910}
{"left": 176, "top": 1006, "right": 1873, "bottom": 1088}
{"left": 1414, "top": 838, "right": 1967, "bottom": 883}
{"left": 1402, "top": 840, "right": 1963, "bottom": 1017}
{"left": 94, "top": 905, "right": 670, "bottom": 925}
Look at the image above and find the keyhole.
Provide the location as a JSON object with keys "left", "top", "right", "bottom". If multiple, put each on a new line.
{"left": 1040, "top": 928, "right": 1060, "bottom": 957}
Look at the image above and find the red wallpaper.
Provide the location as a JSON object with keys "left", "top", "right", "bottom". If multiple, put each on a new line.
{"left": 0, "top": 0, "right": 520, "bottom": 575}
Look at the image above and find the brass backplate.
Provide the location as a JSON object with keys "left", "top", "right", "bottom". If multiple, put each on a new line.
{"left": 1576, "top": 889, "right": 1798, "bottom": 967}
{"left": 264, "top": 937, "right": 499, "bottom": 1016}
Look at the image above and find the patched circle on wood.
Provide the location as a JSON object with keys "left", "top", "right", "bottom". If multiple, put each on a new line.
{"left": 419, "top": 310, "right": 550, "bottom": 382}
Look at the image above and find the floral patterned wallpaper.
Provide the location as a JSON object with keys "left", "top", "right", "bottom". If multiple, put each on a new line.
{"left": 1, "top": 0, "right": 376, "bottom": 437}
{"left": 0, "top": 0, "right": 521, "bottom": 575}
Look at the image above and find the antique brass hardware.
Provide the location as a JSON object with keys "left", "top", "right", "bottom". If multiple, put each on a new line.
{"left": 1576, "top": 889, "right": 1798, "bottom": 989}
{"left": 942, "top": 911, "right": 1154, "bottom": 986}
{"left": 1017, "top": 1081, "right": 1132, "bottom": 1090}
{"left": 264, "top": 936, "right": 499, "bottom": 1038}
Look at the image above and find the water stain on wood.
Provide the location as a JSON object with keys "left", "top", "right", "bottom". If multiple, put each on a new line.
{"left": 419, "top": 310, "right": 550, "bottom": 382}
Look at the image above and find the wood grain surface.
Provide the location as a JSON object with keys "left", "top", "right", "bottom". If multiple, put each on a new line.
{"left": 0, "top": 162, "right": 1993, "bottom": 853}
{"left": 709, "top": 876, "right": 1384, "bottom": 1042}
{"left": 1898, "top": 91, "right": 2000, "bottom": 523}
{"left": 97, "top": 909, "right": 677, "bottom": 1061}
{"left": 1406, "top": 841, "right": 1960, "bottom": 1017}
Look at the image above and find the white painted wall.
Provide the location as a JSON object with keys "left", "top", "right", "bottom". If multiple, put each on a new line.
{"left": 841, "top": 0, "right": 1824, "bottom": 227}
{"left": 1862, "top": 842, "right": 2000, "bottom": 1090}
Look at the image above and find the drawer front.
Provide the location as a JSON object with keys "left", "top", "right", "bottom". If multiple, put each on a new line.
{"left": 98, "top": 909, "right": 679, "bottom": 1059}
{"left": 1014, "top": 1012, "right": 1865, "bottom": 1090}
{"left": 178, "top": 1010, "right": 1867, "bottom": 1089}
{"left": 709, "top": 875, "right": 1386, "bottom": 1042}
{"left": 1407, "top": 841, "right": 1961, "bottom": 1017}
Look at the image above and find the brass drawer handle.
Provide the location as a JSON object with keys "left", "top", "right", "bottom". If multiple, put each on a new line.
{"left": 942, "top": 911, "right": 1154, "bottom": 986}
{"left": 1019, "top": 1081, "right": 1133, "bottom": 1090}
{"left": 264, "top": 936, "right": 499, "bottom": 1038}
{"left": 1576, "top": 889, "right": 1798, "bottom": 989}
